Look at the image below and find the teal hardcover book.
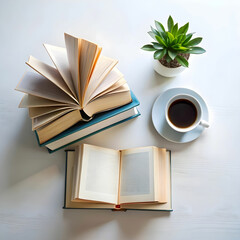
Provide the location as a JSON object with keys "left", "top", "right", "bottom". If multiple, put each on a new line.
{"left": 36, "top": 91, "right": 140, "bottom": 153}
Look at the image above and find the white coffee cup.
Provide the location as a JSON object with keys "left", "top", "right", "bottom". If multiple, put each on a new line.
{"left": 165, "top": 94, "right": 209, "bottom": 133}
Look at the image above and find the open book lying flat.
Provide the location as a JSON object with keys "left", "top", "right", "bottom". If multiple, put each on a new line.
{"left": 64, "top": 144, "right": 172, "bottom": 211}
{"left": 15, "top": 33, "right": 132, "bottom": 144}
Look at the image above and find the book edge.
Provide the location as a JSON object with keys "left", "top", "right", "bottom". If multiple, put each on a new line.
{"left": 47, "top": 111, "right": 141, "bottom": 153}
{"left": 63, "top": 151, "right": 68, "bottom": 208}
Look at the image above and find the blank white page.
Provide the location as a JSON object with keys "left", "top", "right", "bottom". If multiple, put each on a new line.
{"left": 64, "top": 33, "right": 80, "bottom": 102}
{"left": 16, "top": 71, "right": 76, "bottom": 105}
{"left": 44, "top": 44, "right": 77, "bottom": 98}
{"left": 83, "top": 56, "right": 118, "bottom": 106}
{"left": 18, "top": 95, "right": 70, "bottom": 108}
{"left": 79, "top": 39, "right": 98, "bottom": 101}
{"left": 90, "top": 77, "right": 126, "bottom": 101}
{"left": 78, "top": 144, "right": 120, "bottom": 204}
{"left": 119, "top": 147, "right": 155, "bottom": 204}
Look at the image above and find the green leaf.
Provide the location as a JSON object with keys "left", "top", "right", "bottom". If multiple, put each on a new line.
{"left": 177, "top": 22, "right": 189, "bottom": 35}
{"left": 185, "top": 47, "right": 206, "bottom": 54}
{"left": 167, "top": 15, "right": 174, "bottom": 32}
{"left": 171, "top": 38, "right": 178, "bottom": 46}
{"left": 141, "top": 44, "right": 156, "bottom": 51}
{"left": 180, "top": 35, "right": 187, "bottom": 43}
{"left": 155, "top": 30, "right": 167, "bottom": 42}
{"left": 151, "top": 26, "right": 160, "bottom": 36}
{"left": 177, "top": 46, "right": 189, "bottom": 51}
{"left": 167, "top": 32, "right": 175, "bottom": 42}
{"left": 155, "top": 20, "right": 165, "bottom": 33}
{"left": 176, "top": 55, "right": 189, "bottom": 67}
{"left": 148, "top": 31, "right": 157, "bottom": 41}
{"left": 176, "top": 34, "right": 184, "bottom": 43}
{"left": 161, "top": 31, "right": 168, "bottom": 41}
{"left": 154, "top": 49, "right": 167, "bottom": 60}
{"left": 172, "top": 23, "right": 178, "bottom": 36}
{"left": 166, "top": 55, "right": 172, "bottom": 63}
{"left": 185, "top": 37, "right": 202, "bottom": 46}
{"left": 152, "top": 42, "right": 163, "bottom": 49}
{"left": 155, "top": 35, "right": 167, "bottom": 47}
{"left": 168, "top": 50, "right": 178, "bottom": 60}
{"left": 182, "top": 33, "right": 194, "bottom": 45}
{"left": 172, "top": 44, "right": 189, "bottom": 51}
{"left": 157, "top": 31, "right": 165, "bottom": 41}
{"left": 171, "top": 43, "right": 181, "bottom": 49}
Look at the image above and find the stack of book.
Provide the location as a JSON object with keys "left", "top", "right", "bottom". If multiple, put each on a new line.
{"left": 15, "top": 33, "right": 172, "bottom": 212}
{"left": 15, "top": 33, "right": 140, "bottom": 152}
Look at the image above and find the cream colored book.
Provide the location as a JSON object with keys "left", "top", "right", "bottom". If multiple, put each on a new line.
{"left": 64, "top": 144, "right": 172, "bottom": 211}
{"left": 15, "top": 33, "right": 132, "bottom": 144}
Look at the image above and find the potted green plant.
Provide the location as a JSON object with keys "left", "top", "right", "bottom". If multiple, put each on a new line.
{"left": 141, "top": 16, "right": 206, "bottom": 77}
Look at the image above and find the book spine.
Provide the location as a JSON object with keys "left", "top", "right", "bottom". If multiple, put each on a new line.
{"left": 63, "top": 151, "right": 68, "bottom": 209}
{"left": 34, "top": 130, "right": 41, "bottom": 146}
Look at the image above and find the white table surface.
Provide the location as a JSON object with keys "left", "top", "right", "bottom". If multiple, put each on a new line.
{"left": 1, "top": 0, "right": 240, "bottom": 239}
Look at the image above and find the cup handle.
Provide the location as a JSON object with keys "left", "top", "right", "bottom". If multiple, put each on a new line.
{"left": 200, "top": 120, "right": 210, "bottom": 128}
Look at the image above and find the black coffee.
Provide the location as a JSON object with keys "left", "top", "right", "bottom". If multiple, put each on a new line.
{"left": 168, "top": 99, "right": 197, "bottom": 128}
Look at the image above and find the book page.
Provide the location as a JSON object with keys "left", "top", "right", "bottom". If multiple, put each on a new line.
{"left": 119, "top": 147, "right": 156, "bottom": 204}
{"left": 71, "top": 146, "right": 82, "bottom": 200}
{"left": 83, "top": 56, "right": 119, "bottom": 106}
{"left": 19, "top": 95, "right": 71, "bottom": 108}
{"left": 44, "top": 44, "right": 77, "bottom": 98}
{"left": 122, "top": 150, "right": 172, "bottom": 211}
{"left": 83, "top": 88, "right": 132, "bottom": 117}
{"left": 156, "top": 148, "right": 168, "bottom": 203}
{"left": 89, "top": 80, "right": 128, "bottom": 103}
{"left": 64, "top": 33, "right": 81, "bottom": 103}
{"left": 26, "top": 56, "right": 78, "bottom": 104}
{"left": 15, "top": 71, "right": 77, "bottom": 105}
{"left": 32, "top": 108, "right": 73, "bottom": 130}
{"left": 65, "top": 151, "right": 115, "bottom": 209}
{"left": 79, "top": 39, "right": 99, "bottom": 102}
{"left": 28, "top": 106, "right": 74, "bottom": 118}
{"left": 77, "top": 144, "right": 120, "bottom": 204}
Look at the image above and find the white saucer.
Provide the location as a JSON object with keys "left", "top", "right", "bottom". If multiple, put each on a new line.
{"left": 152, "top": 88, "right": 209, "bottom": 143}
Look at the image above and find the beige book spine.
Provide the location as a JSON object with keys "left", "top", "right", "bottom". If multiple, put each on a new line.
{"left": 36, "top": 110, "right": 82, "bottom": 144}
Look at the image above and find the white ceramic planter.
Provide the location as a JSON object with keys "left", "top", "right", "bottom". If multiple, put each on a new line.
{"left": 153, "top": 59, "right": 186, "bottom": 78}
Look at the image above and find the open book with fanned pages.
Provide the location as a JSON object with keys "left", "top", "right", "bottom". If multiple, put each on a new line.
{"left": 64, "top": 144, "right": 172, "bottom": 211}
{"left": 38, "top": 91, "right": 140, "bottom": 153}
{"left": 15, "top": 33, "right": 135, "bottom": 145}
